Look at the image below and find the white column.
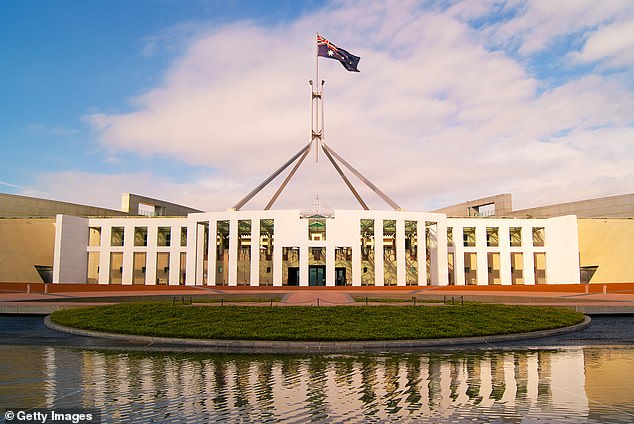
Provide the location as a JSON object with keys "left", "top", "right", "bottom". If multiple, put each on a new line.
{"left": 375, "top": 218, "right": 384, "bottom": 286}
{"left": 169, "top": 226, "right": 180, "bottom": 285}
{"left": 208, "top": 220, "right": 217, "bottom": 286}
{"left": 99, "top": 225, "right": 111, "bottom": 284}
{"left": 185, "top": 220, "right": 197, "bottom": 286}
{"left": 194, "top": 222, "right": 205, "bottom": 285}
{"left": 228, "top": 219, "right": 238, "bottom": 286}
{"left": 326, "top": 246, "right": 335, "bottom": 286}
{"left": 417, "top": 220, "right": 427, "bottom": 286}
{"left": 454, "top": 226, "right": 465, "bottom": 285}
{"left": 352, "top": 224, "right": 362, "bottom": 286}
{"left": 120, "top": 223, "right": 134, "bottom": 285}
{"left": 273, "top": 234, "right": 282, "bottom": 286}
{"left": 499, "top": 224, "right": 512, "bottom": 285}
{"left": 396, "top": 219, "right": 406, "bottom": 286}
{"left": 476, "top": 224, "right": 488, "bottom": 285}
{"left": 145, "top": 224, "right": 157, "bottom": 286}
{"left": 523, "top": 225, "right": 535, "bottom": 285}
{"left": 250, "top": 220, "right": 260, "bottom": 286}
{"left": 435, "top": 220, "right": 449, "bottom": 286}
{"left": 300, "top": 246, "right": 309, "bottom": 286}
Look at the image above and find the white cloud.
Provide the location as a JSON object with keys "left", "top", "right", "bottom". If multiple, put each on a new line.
{"left": 65, "top": 0, "right": 634, "bottom": 212}
{"left": 27, "top": 123, "right": 79, "bottom": 136}
{"left": 479, "top": 0, "right": 634, "bottom": 56}
{"left": 575, "top": 17, "right": 634, "bottom": 67}
{"left": 24, "top": 170, "right": 247, "bottom": 211}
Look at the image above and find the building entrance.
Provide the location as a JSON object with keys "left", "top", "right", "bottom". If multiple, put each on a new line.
{"left": 287, "top": 267, "right": 299, "bottom": 286}
{"left": 335, "top": 267, "right": 346, "bottom": 286}
{"left": 309, "top": 265, "right": 326, "bottom": 286}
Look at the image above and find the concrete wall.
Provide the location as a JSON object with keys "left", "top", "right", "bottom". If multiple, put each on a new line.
{"left": 446, "top": 216, "right": 580, "bottom": 285}
{"left": 121, "top": 193, "right": 202, "bottom": 217}
{"left": 0, "top": 218, "right": 56, "bottom": 282}
{"left": 578, "top": 218, "right": 634, "bottom": 283}
{"left": 433, "top": 194, "right": 513, "bottom": 217}
{"left": 0, "top": 193, "right": 128, "bottom": 218}
{"left": 509, "top": 193, "right": 634, "bottom": 218}
{"left": 53, "top": 215, "right": 90, "bottom": 284}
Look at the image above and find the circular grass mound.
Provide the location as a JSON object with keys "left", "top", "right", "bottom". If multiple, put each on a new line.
{"left": 50, "top": 302, "right": 585, "bottom": 342}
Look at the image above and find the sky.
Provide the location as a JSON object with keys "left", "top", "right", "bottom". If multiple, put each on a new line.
{"left": 1, "top": 0, "right": 633, "bottom": 213}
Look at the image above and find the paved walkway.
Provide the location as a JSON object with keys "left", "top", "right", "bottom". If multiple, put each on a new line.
{"left": 2, "top": 283, "right": 634, "bottom": 314}
{"left": 282, "top": 291, "right": 355, "bottom": 306}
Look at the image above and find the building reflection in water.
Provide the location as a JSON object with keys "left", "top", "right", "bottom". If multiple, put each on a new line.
{"left": 1, "top": 346, "right": 632, "bottom": 423}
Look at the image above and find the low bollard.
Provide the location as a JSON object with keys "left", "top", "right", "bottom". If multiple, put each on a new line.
{"left": 27, "top": 284, "right": 31, "bottom": 294}
{"left": 602, "top": 284, "right": 607, "bottom": 294}
{"left": 585, "top": 285, "right": 589, "bottom": 294}
{"left": 317, "top": 298, "right": 320, "bottom": 307}
{"left": 44, "top": 284, "right": 49, "bottom": 294}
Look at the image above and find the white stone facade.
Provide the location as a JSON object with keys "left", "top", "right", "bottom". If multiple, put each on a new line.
{"left": 53, "top": 210, "right": 580, "bottom": 286}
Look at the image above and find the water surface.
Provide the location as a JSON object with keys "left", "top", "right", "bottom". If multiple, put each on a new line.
{"left": 1, "top": 345, "right": 633, "bottom": 423}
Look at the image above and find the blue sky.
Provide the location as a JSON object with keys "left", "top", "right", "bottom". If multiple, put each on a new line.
{"left": 1, "top": 0, "right": 633, "bottom": 212}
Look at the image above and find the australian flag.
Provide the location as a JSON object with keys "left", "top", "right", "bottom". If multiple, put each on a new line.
{"left": 317, "top": 34, "right": 360, "bottom": 72}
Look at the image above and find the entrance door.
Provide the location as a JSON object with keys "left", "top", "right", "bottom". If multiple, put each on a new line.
{"left": 287, "top": 267, "right": 299, "bottom": 286}
{"left": 309, "top": 265, "right": 326, "bottom": 286}
{"left": 335, "top": 267, "right": 347, "bottom": 286}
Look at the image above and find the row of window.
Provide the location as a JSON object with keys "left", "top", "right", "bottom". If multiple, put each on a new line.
{"left": 449, "top": 227, "right": 545, "bottom": 248}
{"left": 89, "top": 226, "right": 188, "bottom": 247}
{"left": 88, "top": 222, "right": 546, "bottom": 250}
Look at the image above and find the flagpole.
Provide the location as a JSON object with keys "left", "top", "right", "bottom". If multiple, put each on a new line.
{"left": 314, "top": 33, "right": 320, "bottom": 162}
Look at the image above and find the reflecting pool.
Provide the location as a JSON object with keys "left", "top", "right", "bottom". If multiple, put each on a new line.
{"left": 1, "top": 346, "right": 633, "bottom": 423}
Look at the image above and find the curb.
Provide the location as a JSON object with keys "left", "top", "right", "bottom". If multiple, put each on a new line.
{"left": 44, "top": 315, "right": 592, "bottom": 353}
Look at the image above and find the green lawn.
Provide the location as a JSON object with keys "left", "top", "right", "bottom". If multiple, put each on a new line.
{"left": 50, "top": 303, "right": 585, "bottom": 342}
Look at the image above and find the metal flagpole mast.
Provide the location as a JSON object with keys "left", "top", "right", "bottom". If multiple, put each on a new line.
{"left": 313, "top": 33, "right": 320, "bottom": 162}
{"left": 233, "top": 33, "right": 401, "bottom": 211}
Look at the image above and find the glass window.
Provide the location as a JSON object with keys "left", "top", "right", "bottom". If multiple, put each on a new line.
{"left": 405, "top": 221, "right": 418, "bottom": 286}
{"left": 383, "top": 220, "right": 397, "bottom": 286}
{"left": 133, "top": 252, "right": 146, "bottom": 285}
{"left": 87, "top": 252, "right": 100, "bottom": 284}
{"left": 158, "top": 227, "right": 171, "bottom": 246}
{"left": 486, "top": 227, "right": 499, "bottom": 247}
{"left": 134, "top": 227, "right": 148, "bottom": 247}
{"left": 464, "top": 252, "right": 477, "bottom": 285}
{"left": 360, "top": 219, "right": 375, "bottom": 286}
{"left": 109, "top": 252, "right": 123, "bottom": 283}
{"left": 110, "top": 227, "right": 124, "bottom": 247}
{"left": 156, "top": 252, "right": 170, "bottom": 284}
{"left": 534, "top": 252, "right": 546, "bottom": 283}
{"left": 308, "top": 216, "right": 326, "bottom": 241}
{"left": 216, "top": 221, "right": 229, "bottom": 285}
{"left": 511, "top": 252, "right": 524, "bottom": 284}
{"left": 88, "top": 227, "right": 101, "bottom": 247}
{"left": 180, "top": 227, "right": 187, "bottom": 247}
{"left": 510, "top": 227, "right": 522, "bottom": 247}
{"left": 532, "top": 227, "right": 545, "bottom": 247}
{"left": 259, "top": 219, "right": 274, "bottom": 286}
{"left": 237, "top": 220, "right": 251, "bottom": 286}
{"left": 463, "top": 227, "right": 476, "bottom": 247}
